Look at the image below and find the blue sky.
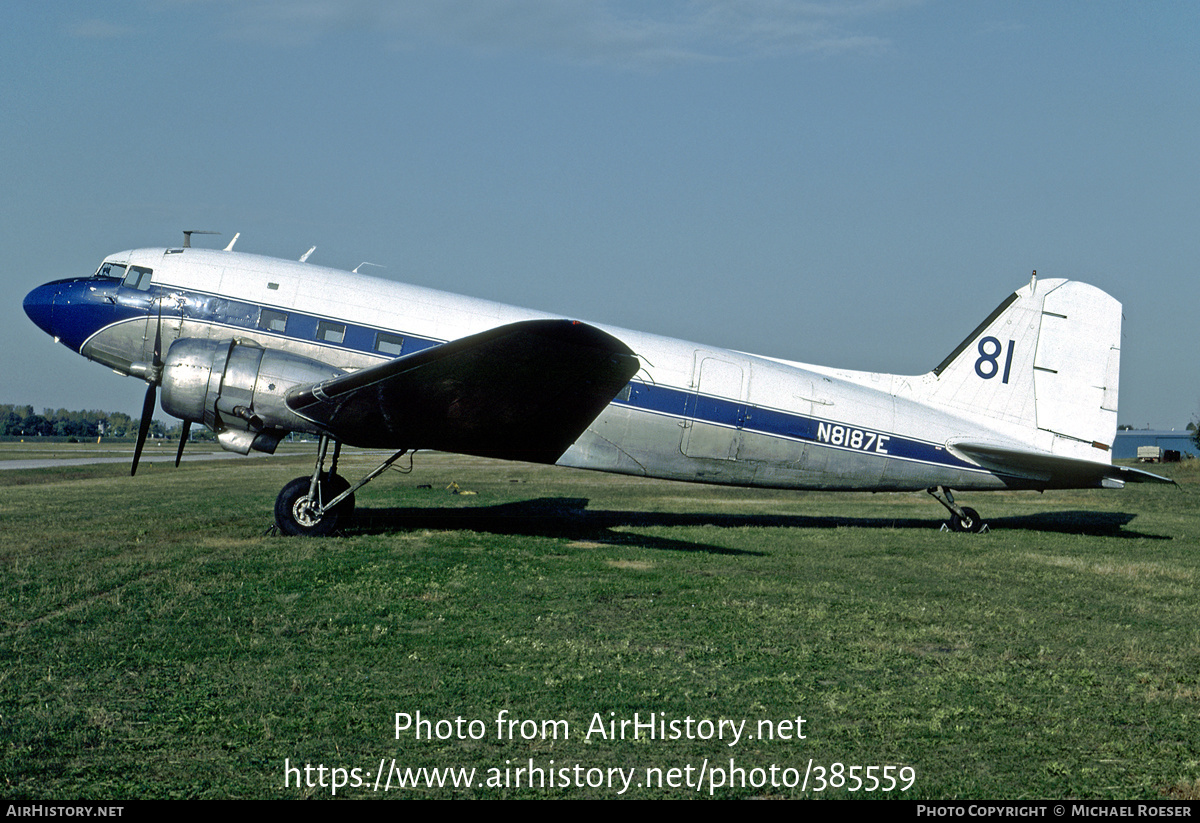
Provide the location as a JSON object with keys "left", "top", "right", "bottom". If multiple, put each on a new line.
{"left": 3, "top": 1, "right": 1197, "bottom": 429}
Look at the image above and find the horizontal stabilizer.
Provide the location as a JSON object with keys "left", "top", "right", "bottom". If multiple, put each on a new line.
{"left": 951, "top": 441, "right": 1176, "bottom": 489}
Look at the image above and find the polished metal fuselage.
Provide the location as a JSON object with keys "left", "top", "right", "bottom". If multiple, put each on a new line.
{"left": 27, "top": 246, "right": 1093, "bottom": 492}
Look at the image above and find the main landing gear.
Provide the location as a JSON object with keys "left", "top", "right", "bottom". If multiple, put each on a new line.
{"left": 927, "top": 486, "right": 988, "bottom": 533}
{"left": 273, "top": 436, "right": 411, "bottom": 536}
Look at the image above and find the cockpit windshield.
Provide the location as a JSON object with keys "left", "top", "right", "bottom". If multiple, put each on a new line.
{"left": 94, "top": 261, "right": 127, "bottom": 280}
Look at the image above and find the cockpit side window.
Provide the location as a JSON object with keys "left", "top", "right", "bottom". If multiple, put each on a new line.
{"left": 96, "top": 262, "right": 127, "bottom": 280}
{"left": 121, "top": 265, "right": 154, "bottom": 290}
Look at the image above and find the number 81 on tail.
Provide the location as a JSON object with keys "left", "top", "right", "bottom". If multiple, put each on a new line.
{"left": 975, "top": 337, "right": 1015, "bottom": 383}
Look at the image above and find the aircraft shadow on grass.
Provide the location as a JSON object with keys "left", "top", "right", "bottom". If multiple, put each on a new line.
{"left": 986, "top": 509, "right": 1166, "bottom": 539}
{"left": 339, "top": 497, "right": 1165, "bottom": 550}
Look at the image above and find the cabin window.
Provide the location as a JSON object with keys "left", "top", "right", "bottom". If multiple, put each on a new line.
{"left": 258, "top": 308, "right": 288, "bottom": 333}
{"left": 374, "top": 332, "right": 404, "bottom": 356}
{"left": 316, "top": 321, "right": 346, "bottom": 344}
{"left": 121, "top": 266, "right": 153, "bottom": 290}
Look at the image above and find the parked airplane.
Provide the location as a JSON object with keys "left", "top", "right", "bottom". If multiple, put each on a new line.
{"left": 23, "top": 233, "right": 1170, "bottom": 535}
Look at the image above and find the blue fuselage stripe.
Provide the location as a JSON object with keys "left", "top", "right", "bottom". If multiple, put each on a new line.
{"left": 59, "top": 277, "right": 976, "bottom": 473}
{"left": 610, "top": 382, "right": 975, "bottom": 472}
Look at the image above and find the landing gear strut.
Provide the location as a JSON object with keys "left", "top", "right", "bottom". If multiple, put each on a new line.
{"left": 927, "top": 485, "right": 987, "bottom": 533}
{"left": 272, "top": 436, "right": 410, "bottom": 536}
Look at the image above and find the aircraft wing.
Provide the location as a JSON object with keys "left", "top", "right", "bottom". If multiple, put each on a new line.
{"left": 950, "top": 441, "right": 1176, "bottom": 489}
{"left": 286, "top": 319, "right": 640, "bottom": 463}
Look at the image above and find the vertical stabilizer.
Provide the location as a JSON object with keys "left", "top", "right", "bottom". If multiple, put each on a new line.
{"left": 924, "top": 278, "right": 1122, "bottom": 454}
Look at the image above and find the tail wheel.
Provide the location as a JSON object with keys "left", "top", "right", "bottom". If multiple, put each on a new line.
{"left": 274, "top": 473, "right": 355, "bottom": 536}
{"left": 950, "top": 506, "right": 985, "bottom": 533}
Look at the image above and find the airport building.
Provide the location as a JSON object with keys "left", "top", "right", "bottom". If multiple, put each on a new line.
{"left": 1113, "top": 429, "right": 1198, "bottom": 460}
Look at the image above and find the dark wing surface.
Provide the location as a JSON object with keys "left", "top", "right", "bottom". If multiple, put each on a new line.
{"left": 286, "top": 319, "right": 640, "bottom": 463}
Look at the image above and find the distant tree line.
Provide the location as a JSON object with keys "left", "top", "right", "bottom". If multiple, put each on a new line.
{"left": 0, "top": 404, "right": 201, "bottom": 440}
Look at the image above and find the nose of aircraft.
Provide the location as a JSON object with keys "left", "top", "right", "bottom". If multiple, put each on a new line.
{"left": 23, "top": 282, "right": 58, "bottom": 338}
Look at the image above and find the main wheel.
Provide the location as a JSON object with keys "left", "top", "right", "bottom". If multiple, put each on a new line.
{"left": 950, "top": 506, "right": 985, "bottom": 533}
{"left": 322, "top": 472, "right": 355, "bottom": 524}
{"left": 274, "top": 473, "right": 355, "bottom": 536}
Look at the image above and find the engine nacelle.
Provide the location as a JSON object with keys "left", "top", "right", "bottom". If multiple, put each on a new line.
{"left": 161, "top": 338, "right": 344, "bottom": 454}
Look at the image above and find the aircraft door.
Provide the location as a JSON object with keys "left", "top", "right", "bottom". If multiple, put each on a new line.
{"left": 680, "top": 354, "right": 746, "bottom": 460}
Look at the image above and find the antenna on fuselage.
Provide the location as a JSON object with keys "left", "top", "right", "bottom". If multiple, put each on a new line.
{"left": 182, "top": 230, "right": 219, "bottom": 248}
{"left": 352, "top": 262, "right": 384, "bottom": 273}
{"left": 300, "top": 246, "right": 316, "bottom": 263}
{"left": 224, "top": 233, "right": 240, "bottom": 251}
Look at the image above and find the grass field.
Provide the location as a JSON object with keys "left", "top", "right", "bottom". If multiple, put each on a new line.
{"left": 2, "top": 442, "right": 1197, "bottom": 799}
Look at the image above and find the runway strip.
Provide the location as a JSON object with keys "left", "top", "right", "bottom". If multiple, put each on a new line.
{"left": 0, "top": 451, "right": 264, "bottom": 471}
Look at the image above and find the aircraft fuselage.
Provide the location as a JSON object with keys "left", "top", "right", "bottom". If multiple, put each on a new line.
{"left": 24, "top": 245, "right": 1052, "bottom": 494}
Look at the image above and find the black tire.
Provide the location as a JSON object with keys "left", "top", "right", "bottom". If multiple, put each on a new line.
{"left": 950, "top": 506, "right": 985, "bottom": 533}
{"left": 274, "top": 473, "right": 355, "bottom": 536}
{"left": 323, "top": 472, "right": 355, "bottom": 523}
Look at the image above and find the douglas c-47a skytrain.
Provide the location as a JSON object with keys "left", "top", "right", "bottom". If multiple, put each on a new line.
{"left": 23, "top": 232, "right": 1171, "bottom": 535}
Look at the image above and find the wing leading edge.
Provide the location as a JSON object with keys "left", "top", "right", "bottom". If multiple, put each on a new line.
{"left": 286, "top": 319, "right": 640, "bottom": 464}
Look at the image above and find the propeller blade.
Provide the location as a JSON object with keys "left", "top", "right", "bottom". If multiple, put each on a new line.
{"left": 133, "top": 296, "right": 167, "bottom": 477}
{"left": 131, "top": 383, "right": 156, "bottom": 476}
{"left": 175, "top": 420, "right": 190, "bottom": 467}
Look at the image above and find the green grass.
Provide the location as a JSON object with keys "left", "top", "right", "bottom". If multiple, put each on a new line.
{"left": 2, "top": 447, "right": 1198, "bottom": 799}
